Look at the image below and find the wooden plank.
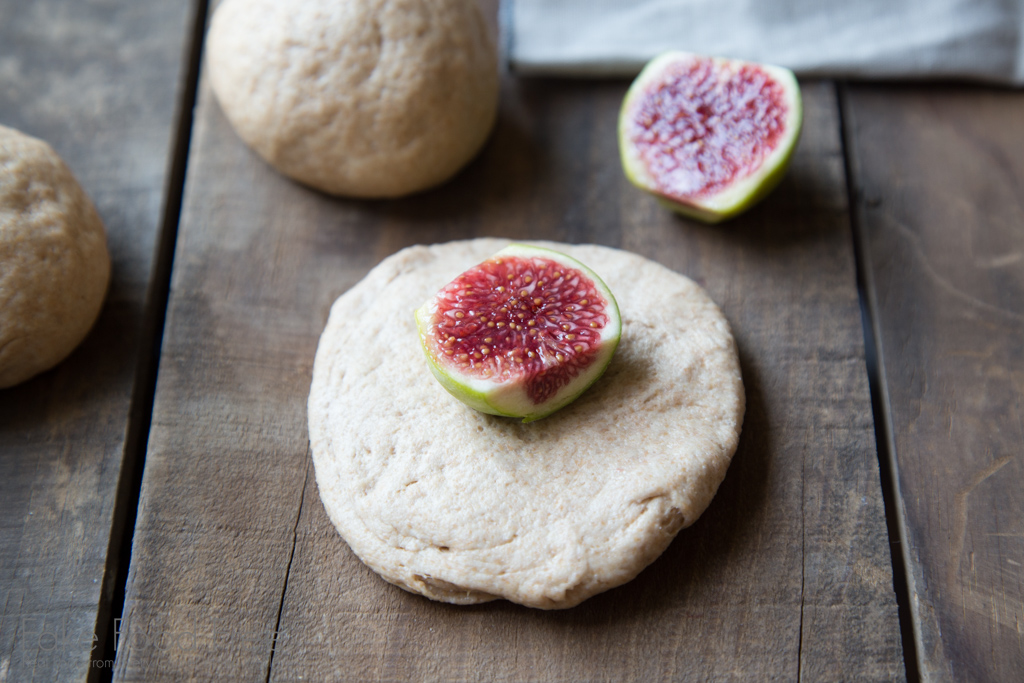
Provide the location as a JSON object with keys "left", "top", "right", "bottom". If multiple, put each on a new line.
{"left": 843, "top": 84, "right": 1024, "bottom": 682}
{"left": 0, "top": 1, "right": 201, "bottom": 680}
{"left": 113, "top": 37, "right": 904, "bottom": 678}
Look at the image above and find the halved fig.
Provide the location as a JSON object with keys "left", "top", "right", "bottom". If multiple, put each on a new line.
{"left": 619, "top": 51, "right": 802, "bottom": 223}
{"left": 415, "top": 244, "right": 621, "bottom": 422}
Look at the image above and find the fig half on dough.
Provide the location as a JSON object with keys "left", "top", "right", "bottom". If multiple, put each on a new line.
{"left": 416, "top": 244, "right": 621, "bottom": 422}
{"left": 619, "top": 51, "right": 802, "bottom": 223}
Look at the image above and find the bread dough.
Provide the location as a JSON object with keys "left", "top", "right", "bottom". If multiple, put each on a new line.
{"left": 206, "top": 0, "right": 499, "bottom": 198}
{"left": 0, "top": 125, "right": 110, "bottom": 389}
{"left": 308, "top": 240, "right": 744, "bottom": 609}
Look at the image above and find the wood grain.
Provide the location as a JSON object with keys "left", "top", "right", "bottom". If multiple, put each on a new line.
{"left": 843, "top": 84, "right": 1024, "bottom": 682}
{"left": 113, "top": 41, "right": 904, "bottom": 679}
{"left": 0, "top": 1, "right": 201, "bottom": 681}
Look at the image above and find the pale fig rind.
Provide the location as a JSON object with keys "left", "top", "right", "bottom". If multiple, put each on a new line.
{"left": 415, "top": 244, "right": 621, "bottom": 422}
{"left": 619, "top": 51, "right": 803, "bottom": 224}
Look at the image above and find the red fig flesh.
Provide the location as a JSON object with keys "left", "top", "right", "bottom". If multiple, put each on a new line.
{"left": 619, "top": 52, "right": 802, "bottom": 223}
{"left": 416, "top": 244, "right": 621, "bottom": 422}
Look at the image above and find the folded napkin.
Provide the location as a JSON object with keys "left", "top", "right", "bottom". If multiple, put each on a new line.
{"left": 504, "top": 0, "right": 1024, "bottom": 85}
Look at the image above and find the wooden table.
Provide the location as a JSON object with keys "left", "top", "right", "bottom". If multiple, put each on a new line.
{"left": 1, "top": 1, "right": 1021, "bottom": 681}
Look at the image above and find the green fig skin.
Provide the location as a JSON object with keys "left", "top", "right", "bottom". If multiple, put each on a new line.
{"left": 619, "top": 51, "right": 803, "bottom": 224}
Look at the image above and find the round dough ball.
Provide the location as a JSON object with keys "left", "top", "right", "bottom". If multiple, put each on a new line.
{"left": 308, "top": 240, "right": 745, "bottom": 609}
{"left": 0, "top": 125, "right": 110, "bottom": 389}
{"left": 207, "top": 0, "right": 500, "bottom": 198}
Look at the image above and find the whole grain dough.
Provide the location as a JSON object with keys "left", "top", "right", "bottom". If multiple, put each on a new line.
{"left": 0, "top": 125, "right": 110, "bottom": 389}
{"left": 308, "top": 240, "right": 745, "bottom": 609}
{"left": 206, "top": 0, "right": 499, "bottom": 198}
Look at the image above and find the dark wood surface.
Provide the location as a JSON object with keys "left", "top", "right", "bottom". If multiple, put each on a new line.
{"left": 3, "top": 2, "right": 1023, "bottom": 681}
{"left": 271, "top": 80, "right": 904, "bottom": 683}
{"left": 0, "top": 1, "right": 200, "bottom": 681}
{"left": 843, "top": 85, "right": 1024, "bottom": 682}
{"left": 111, "top": 35, "right": 904, "bottom": 676}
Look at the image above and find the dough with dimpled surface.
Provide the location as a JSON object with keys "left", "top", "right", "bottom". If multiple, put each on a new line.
{"left": 0, "top": 125, "right": 109, "bottom": 389}
{"left": 308, "top": 239, "right": 744, "bottom": 608}
{"left": 206, "top": 0, "right": 499, "bottom": 198}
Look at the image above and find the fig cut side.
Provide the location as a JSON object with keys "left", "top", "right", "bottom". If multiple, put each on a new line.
{"left": 415, "top": 244, "right": 621, "bottom": 422}
{"left": 619, "top": 51, "right": 803, "bottom": 223}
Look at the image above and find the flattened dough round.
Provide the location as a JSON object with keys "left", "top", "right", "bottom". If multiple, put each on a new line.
{"left": 206, "top": 0, "right": 499, "bottom": 198}
{"left": 308, "top": 240, "right": 744, "bottom": 609}
{"left": 0, "top": 125, "right": 110, "bottom": 389}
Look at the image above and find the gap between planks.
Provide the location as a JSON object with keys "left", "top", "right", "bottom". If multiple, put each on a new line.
{"left": 90, "top": 1, "right": 212, "bottom": 680}
{"left": 263, "top": 452, "right": 311, "bottom": 683}
{"left": 836, "top": 81, "right": 921, "bottom": 683}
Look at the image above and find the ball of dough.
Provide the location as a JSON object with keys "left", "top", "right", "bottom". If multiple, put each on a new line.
{"left": 206, "top": 0, "right": 500, "bottom": 198}
{"left": 0, "top": 125, "right": 110, "bottom": 389}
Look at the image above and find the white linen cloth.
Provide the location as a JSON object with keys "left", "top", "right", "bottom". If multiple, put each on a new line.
{"left": 503, "top": 0, "right": 1024, "bottom": 85}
